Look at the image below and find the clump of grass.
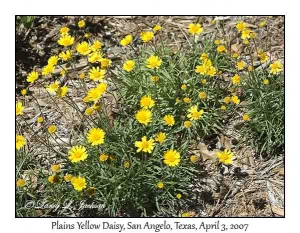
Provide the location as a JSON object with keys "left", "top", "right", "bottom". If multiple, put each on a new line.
{"left": 242, "top": 68, "right": 284, "bottom": 156}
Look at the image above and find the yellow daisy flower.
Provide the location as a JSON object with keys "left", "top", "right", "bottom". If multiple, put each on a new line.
{"left": 88, "top": 51, "right": 102, "bottom": 63}
{"left": 183, "top": 97, "right": 191, "bottom": 103}
{"left": 223, "top": 96, "right": 231, "bottom": 104}
{"left": 136, "top": 109, "right": 152, "bottom": 125}
{"left": 216, "top": 149, "right": 234, "bottom": 165}
{"left": 16, "top": 179, "right": 26, "bottom": 187}
{"left": 60, "top": 26, "right": 69, "bottom": 35}
{"left": 157, "top": 181, "right": 164, "bottom": 189}
{"left": 263, "top": 79, "right": 269, "bottom": 85}
{"left": 51, "top": 164, "right": 61, "bottom": 172}
{"left": 46, "top": 81, "right": 60, "bottom": 94}
{"left": 16, "top": 102, "right": 24, "bottom": 116}
{"left": 123, "top": 161, "right": 131, "bottom": 169}
{"left": 217, "top": 45, "right": 226, "bottom": 53}
{"left": 231, "top": 74, "right": 241, "bottom": 85}
{"left": 184, "top": 121, "right": 192, "bottom": 128}
{"left": 100, "top": 58, "right": 112, "bottom": 69}
{"left": 68, "top": 145, "right": 88, "bottom": 163}
{"left": 120, "top": 34, "right": 133, "bottom": 46}
{"left": 140, "top": 31, "right": 154, "bottom": 43}
{"left": 163, "top": 149, "right": 180, "bottom": 167}
{"left": 270, "top": 61, "right": 283, "bottom": 74}
{"left": 78, "top": 20, "right": 85, "bottom": 28}
{"left": 140, "top": 95, "right": 155, "bottom": 109}
{"left": 243, "top": 113, "right": 250, "bottom": 121}
{"left": 99, "top": 153, "right": 108, "bottom": 162}
{"left": 48, "top": 56, "right": 59, "bottom": 66}
{"left": 236, "top": 61, "right": 246, "bottom": 70}
{"left": 71, "top": 176, "right": 87, "bottom": 191}
{"left": 181, "top": 212, "right": 192, "bottom": 217}
{"left": 181, "top": 84, "right": 187, "bottom": 90}
{"left": 26, "top": 71, "right": 39, "bottom": 83}
{"left": 188, "top": 23, "right": 203, "bottom": 35}
{"left": 64, "top": 174, "right": 73, "bottom": 182}
{"left": 56, "top": 86, "right": 68, "bottom": 98}
{"left": 48, "top": 175, "right": 60, "bottom": 184}
{"left": 153, "top": 25, "right": 162, "bottom": 31}
{"left": 220, "top": 105, "right": 227, "bottom": 111}
{"left": 88, "top": 67, "right": 106, "bottom": 81}
{"left": 87, "top": 128, "right": 105, "bottom": 146}
{"left": 190, "top": 155, "right": 198, "bottom": 163}
{"left": 231, "top": 95, "right": 240, "bottom": 105}
{"left": 85, "top": 107, "right": 94, "bottom": 116}
{"left": 16, "top": 135, "right": 26, "bottom": 150}
{"left": 123, "top": 60, "right": 135, "bottom": 72}
{"left": 135, "top": 136, "right": 155, "bottom": 153}
{"left": 42, "top": 64, "right": 55, "bottom": 76}
{"left": 151, "top": 76, "right": 159, "bottom": 82}
{"left": 236, "top": 21, "right": 246, "bottom": 32}
{"left": 84, "top": 83, "right": 107, "bottom": 102}
{"left": 187, "top": 106, "right": 204, "bottom": 121}
{"left": 76, "top": 41, "right": 91, "bottom": 55}
{"left": 163, "top": 115, "right": 175, "bottom": 126}
{"left": 37, "top": 116, "right": 44, "bottom": 123}
{"left": 91, "top": 40, "right": 102, "bottom": 51}
{"left": 59, "top": 50, "right": 72, "bottom": 61}
{"left": 48, "top": 125, "right": 57, "bottom": 134}
{"left": 155, "top": 132, "right": 166, "bottom": 144}
{"left": 198, "top": 91, "right": 207, "bottom": 99}
{"left": 258, "top": 51, "right": 269, "bottom": 63}
{"left": 146, "top": 55, "right": 162, "bottom": 69}
{"left": 21, "top": 89, "right": 27, "bottom": 96}
{"left": 57, "top": 34, "right": 75, "bottom": 47}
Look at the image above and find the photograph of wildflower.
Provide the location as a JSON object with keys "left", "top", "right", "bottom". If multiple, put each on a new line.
{"left": 16, "top": 16, "right": 284, "bottom": 217}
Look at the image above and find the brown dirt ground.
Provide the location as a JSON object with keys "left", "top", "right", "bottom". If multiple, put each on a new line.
{"left": 16, "top": 16, "right": 284, "bottom": 217}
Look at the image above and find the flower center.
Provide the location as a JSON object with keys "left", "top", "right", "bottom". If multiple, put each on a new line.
{"left": 193, "top": 112, "right": 200, "bottom": 118}
{"left": 168, "top": 155, "right": 176, "bottom": 162}
{"left": 78, "top": 181, "right": 84, "bottom": 187}
{"left": 142, "top": 141, "right": 149, "bottom": 149}
{"left": 74, "top": 152, "right": 82, "bottom": 158}
{"left": 151, "top": 61, "right": 157, "bottom": 66}
{"left": 222, "top": 153, "right": 229, "bottom": 160}
{"left": 140, "top": 114, "right": 147, "bottom": 121}
{"left": 92, "top": 133, "right": 101, "bottom": 141}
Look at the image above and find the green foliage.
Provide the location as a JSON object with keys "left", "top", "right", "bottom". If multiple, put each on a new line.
{"left": 242, "top": 69, "right": 284, "bottom": 156}
{"left": 18, "top": 16, "right": 36, "bottom": 29}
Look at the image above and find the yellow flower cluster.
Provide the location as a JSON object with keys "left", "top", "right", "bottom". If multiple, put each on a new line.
{"left": 84, "top": 82, "right": 107, "bottom": 103}
{"left": 195, "top": 53, "right": 216, "bottom": 76}
{"left": 236, "top": 21, "right": 256, "bottom": 43}
{"left": 223, "top": 95, "right": 240, "bottom": 105}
